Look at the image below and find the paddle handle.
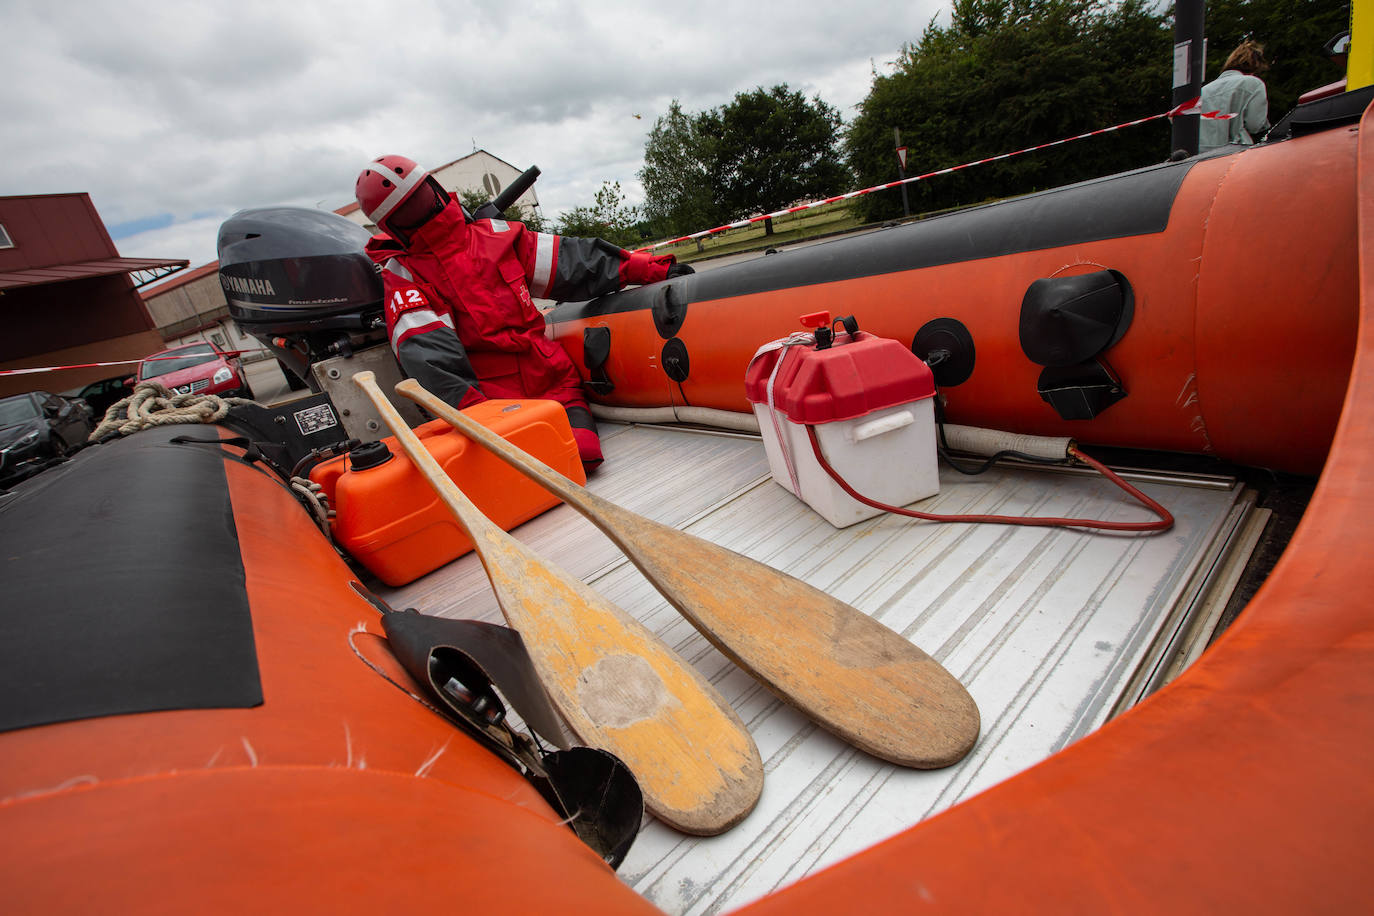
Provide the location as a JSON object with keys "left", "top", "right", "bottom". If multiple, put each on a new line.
{"left": 353, "top": 372, "right": 503, "bottom": 546}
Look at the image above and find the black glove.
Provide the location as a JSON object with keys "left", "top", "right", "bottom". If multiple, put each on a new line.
{"left": 666, "top": 263, "right": 695, "bottom": 279}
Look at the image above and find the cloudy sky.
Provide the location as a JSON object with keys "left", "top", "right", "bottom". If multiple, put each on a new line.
{"left": 3, "top": 0, "right": 950, "bottom": 272}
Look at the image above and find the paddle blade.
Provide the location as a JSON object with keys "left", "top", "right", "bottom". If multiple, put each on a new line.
{"left": 480, "top": 532, "right": 764, "bottom": 835}
{"left": 610, "top": 518, "right": 980, "bottom": 768}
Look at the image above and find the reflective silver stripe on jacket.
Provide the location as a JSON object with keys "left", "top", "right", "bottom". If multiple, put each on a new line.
{"left": 531, "top": 232, "right": 558, "bottom": 297}
{"left": 389, "top": 308, "right": 454, "bottom": 353}
{"left": 383, "top": 258, "right": 414, "bottom": 281}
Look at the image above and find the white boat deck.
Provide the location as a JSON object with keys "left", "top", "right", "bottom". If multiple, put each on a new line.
{"left": 379, "top": 420, "right": 1258, "bottom": 915}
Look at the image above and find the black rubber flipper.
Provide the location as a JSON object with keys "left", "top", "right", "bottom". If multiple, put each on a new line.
{"left": 380, "top": 608, "right": 570, "bottom": 747}
{"left": 354, "top": 586, "right": 643, "bottom": 868}
{"left": 540, "top": 746, "right": 644, "bottom": 869}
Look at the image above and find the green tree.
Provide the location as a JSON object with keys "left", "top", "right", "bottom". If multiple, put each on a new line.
{"left": 846, "top": 0, "right": 1171, "bottom": 221}
{"left": 554, "top": 181, "right": 642, "bottom": 248}
{"left": 639, "top": 100, "right": 723, "bottom": 238}
{"left": 639, "top": 85, "right": 850, "bottom": 238}
{"left": 705, "top": 86, "right": 851, "bottom": 232}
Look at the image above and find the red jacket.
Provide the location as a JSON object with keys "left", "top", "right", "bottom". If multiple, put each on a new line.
{"left": 366, "top": 195, "right": 673, "bottom": 410}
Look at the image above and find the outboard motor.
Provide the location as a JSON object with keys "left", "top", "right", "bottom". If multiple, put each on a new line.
{"left": 217, "top": 207, "right": 385, "bottom": 388}
{"left": 216, "top": 166, "right": 542, "bottom": 391}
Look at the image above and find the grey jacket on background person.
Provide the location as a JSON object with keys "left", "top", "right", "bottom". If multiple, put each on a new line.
{"left": 1198, "top": 69, "right": 1270, "bottom": 152}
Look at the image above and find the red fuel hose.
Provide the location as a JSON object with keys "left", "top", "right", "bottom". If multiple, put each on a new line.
{"left": 805, "top": 426, "right": 1174, "bottom": 534}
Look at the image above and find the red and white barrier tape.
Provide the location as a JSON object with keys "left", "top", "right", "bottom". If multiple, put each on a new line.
{"left": 9, "top": 100, "right": 1239, "bottom": 382}
{"left": 637, "top": 97, "right": 1230, "bottom": 252}
{"left": 0, "top": 358, "right": 140, "bottom": 378}
{"left": 0, "top": 349, "right": 256, "bottom": 379}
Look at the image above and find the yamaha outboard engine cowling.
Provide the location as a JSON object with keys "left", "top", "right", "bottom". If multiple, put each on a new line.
{"left": 217, "top": 207, "right": 384, "bottom": 387}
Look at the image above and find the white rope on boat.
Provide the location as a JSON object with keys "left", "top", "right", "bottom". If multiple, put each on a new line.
{"left": 89, "top": 381, "right": 256, "bottom": 440}
{"left": 84, "top": 380, "right": 343, "bottom": 540}
{"left": 942, "top": 424, "right": 1073, "bottom": 461}
{"left": 290, "top": 476, "right": 335, "bottom": 534}
{"left": 588, "top": 403, "right": 761, "bottom": 433}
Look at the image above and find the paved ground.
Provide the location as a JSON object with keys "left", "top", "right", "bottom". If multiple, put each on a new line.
{"left": 244, "top": 358, "right": 304, "bottom": 408}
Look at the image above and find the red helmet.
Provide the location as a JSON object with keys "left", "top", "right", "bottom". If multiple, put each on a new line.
{"left": 355, "top": 155, "right": 429, "bottom": 227}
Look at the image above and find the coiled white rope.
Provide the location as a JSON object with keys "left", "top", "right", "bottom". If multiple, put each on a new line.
{"left": 89, "top": 381, "right": 255, "bottom": 440}
{"left": 290, "top": 476, "right": 335, "bottom": 533}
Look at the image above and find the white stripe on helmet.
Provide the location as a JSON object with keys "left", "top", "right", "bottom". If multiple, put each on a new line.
{"left": 366, "top": 161, "right": 427, "bottom": 224}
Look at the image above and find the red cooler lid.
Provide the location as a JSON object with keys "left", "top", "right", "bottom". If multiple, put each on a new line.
{"left": 745, "top": 331, "right": 936, "bottom": 424}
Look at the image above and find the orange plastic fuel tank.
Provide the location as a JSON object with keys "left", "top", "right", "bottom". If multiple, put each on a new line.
{"left": 311, "top": 398, "right": 585, "bottom": 585}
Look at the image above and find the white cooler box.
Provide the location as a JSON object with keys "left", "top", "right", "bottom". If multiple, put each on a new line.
{"left": 745, "top": 323, "right": 940, "bottom": 528}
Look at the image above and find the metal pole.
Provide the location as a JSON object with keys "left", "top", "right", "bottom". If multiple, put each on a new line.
{"left": 1171, "top": 0, "right": 1205, "bottom": 157}
{"left": 893, "top": 128, "right": 911, "bottom": 217}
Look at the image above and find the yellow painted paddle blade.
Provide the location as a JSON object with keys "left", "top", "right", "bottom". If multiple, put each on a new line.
{"left": 480, "top": 531, "right": 763, "bottom": 834}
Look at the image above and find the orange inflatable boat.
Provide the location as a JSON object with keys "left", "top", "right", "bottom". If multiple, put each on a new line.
{"left": 2, "top": 91, "right": 1372, "bottom": 914}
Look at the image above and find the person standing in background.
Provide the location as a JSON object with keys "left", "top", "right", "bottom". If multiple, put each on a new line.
{"left": 1198, "top": 39, "right": 1271, "bottom": 152}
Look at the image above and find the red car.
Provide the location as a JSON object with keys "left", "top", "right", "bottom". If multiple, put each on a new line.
{"left": 136, "top": 342, "right": 255, "bottom": 400}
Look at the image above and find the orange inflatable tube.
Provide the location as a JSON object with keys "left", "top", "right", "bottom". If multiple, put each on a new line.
{"left": 549, "top": 121, "right": 1359, "bottom": 475}
{"left": 0, "top": 428, "right": 655, "bottom": 914}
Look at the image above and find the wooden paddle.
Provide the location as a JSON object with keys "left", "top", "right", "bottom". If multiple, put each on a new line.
{"left": 396, "top": 379, "right": 981, "bottom": 768}
{"left": 353, "top": 372, "right": 763, "bottom": 835}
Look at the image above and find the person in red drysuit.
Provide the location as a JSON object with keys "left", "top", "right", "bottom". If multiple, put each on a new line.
{"left": 355, "top": 154, "right": 690, "bottom": 471}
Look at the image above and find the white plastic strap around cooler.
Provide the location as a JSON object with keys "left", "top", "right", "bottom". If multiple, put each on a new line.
{"left": 747, "top": 332, "right": 815, "bottom": 494}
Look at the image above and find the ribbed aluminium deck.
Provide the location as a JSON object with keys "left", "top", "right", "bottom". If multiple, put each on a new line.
{"left": 380, "top": 421, "right": 1255, "bottom": 915}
